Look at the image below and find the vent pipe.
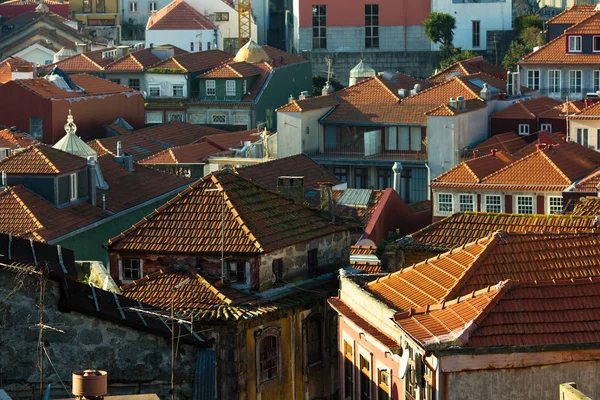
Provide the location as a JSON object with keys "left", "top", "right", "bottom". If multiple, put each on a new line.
{"left": 1, "top": 170, "right": 6, "bottom": 187}
{"left": 72, "top": 369, "right": 107, "bottom": 399}
{"left": 116, "top": 141, "right": 122, "bottom": 157}
{"left": 392, "top": 162, "right": 402, "bottom": 195}
{"left": 101, "top": 194, "right": 106, "bottom": 210}
{"left": 87, "top": 156, "right": 97, "bottom": 206}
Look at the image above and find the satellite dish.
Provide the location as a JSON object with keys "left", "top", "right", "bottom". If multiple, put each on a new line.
{"left": 399, "top": 349, "right": 410, "bottom": 379}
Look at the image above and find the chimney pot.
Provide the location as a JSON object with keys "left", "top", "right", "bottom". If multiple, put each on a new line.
{"left": 473, "top": 149, "right": 479, "bottom": 159}
{"left": 491, "top": 149, "right": 497, "bottom": 157}
{"left": 116, "top": 141, "right": 122, "bottom": 157}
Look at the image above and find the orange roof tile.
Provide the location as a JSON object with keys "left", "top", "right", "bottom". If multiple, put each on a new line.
{"left": 380, "top": 72, "right": 433, "bottom": 93}
{"left": 572, "top": 196, "right": 600, "bottom": 215}
{"left": 571, "top": 100, "right": 600, "bottom": 118}
{"left": 108, "top": 171, "right": 348, "bottom": 254}
{"left": 276, "top": 94, "right": 339, "bottom": 113}
{"left": 104, "top": 48, "right": 161, "bottom": 72}
{"left": 539, "top": 100, "right": 586, "bottom": 119}
{"left": 13, "top": 73, "right": 135, "bottom": 99}
{"left": 368, "top": 232, "right": 600, "bottom": 312}
{"left": 262, "top": 45, "right": 307, "bottom": 65}
{"left": 0, "top": 129, "right": 37, "bottom": 149}
{"left": 434, "top": 152, "right": 517, "bottom": 184}
{"left": 491, "top": 97, "right": 562, "bottom": 120}
{"left": 474, "top": 132, "right": 530, "bottom": 155}
{"left": 146, "top": 0, "right": 217, "bottom": 30}
{"left": 39, "top": 48, "right": 115, "bottom": 73}
{"left": 0, "top": 143, "right": 86, "bottom": 174}
{"left": 138, "top": 141, "right": 224, "bottom": 164}
{"left": 350, "top": 245, "right": 377, "bottom": 256}
{"left": 546, "top": 5, "right": 596, "bottom": 24}
{"left": 350, "top": 261, "right": 382, "bottom": 274}
{"left": 332, "top": 189, "right": 384, "bottom": 228}
{"left": 199, "top": 61, "right": 261, "bottom": 79}
{"left": 572, "top": 167, "right": 600, "bottom": 193}
{"left": 426, "top": 99, "right": 487, "bottom": 116}
{"left": 200, "top": 129, "right": 264, "bottom": 150}
{"left": 427, "top": 56, "right": 507, "bottom": 84}
{"left": 149, "top": 50, "right": 231, "bottom": 73}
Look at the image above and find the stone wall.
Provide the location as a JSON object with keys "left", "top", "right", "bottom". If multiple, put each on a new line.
{"left": 0, "top": 270, "right": 200, "bottom": 399}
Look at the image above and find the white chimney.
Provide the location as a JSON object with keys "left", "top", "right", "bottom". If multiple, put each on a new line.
{"left": 392, "top": 162, "right": 402, "bottom": 195}
{"left": 398, "top": 88, "right": 408, "bottom": 98}
{"left": 1, "top": 170, "right": 6, "bottom": 187}
{"left": 116, "top": 141, "right": 122, "bottom": 157}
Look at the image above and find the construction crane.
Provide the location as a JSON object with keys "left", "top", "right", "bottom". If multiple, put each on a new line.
{"left": 238, "top": 0, "right": 251, "bottom": 49}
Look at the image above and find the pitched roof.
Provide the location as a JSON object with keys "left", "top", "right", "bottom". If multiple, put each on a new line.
{"left": 433, "top": 152, "right": 517, "bottom": 184}
{"left": 108, "top": 171, "right": 348, "bottom": 254}
{"left": 538, "top": 100, "right": 585, "bottom": 119}
{"left": 368, "top": 232, "right": 600, "bottom": 312}
{"left": 0, "top": 129, "right": 38, "bottom": 149}
{"left": 425, "top": 99, "right": 487, "bottom": 116}
{"left": 200, "top": 129, "right": 264, "bottom": 150}
{"left": 474, "top": 132, "right": 530, "bottom": 155}
{"left": 546, "top": 4, "right": 596, "bottom": 24}
{"left": 0, "top": 56, "right": 34, "bottom": 83}
{"left": 199, "top": 61, "right": 261, "bottom": 79}
{"left": 407, "top": 212, "right": 597, "bottom": 251}
{"left": 138, "top": 141, "right": 224, "bottom": 164}
{"left": 491, "top": 97, "right": 562, "bottom": 120}
{"left": 146, "top": 0, "right": 217, "bottom": 30}
{"left": 426, "top": 56, "right": 507, "bottom": 84}
{"left": 571, "top": 167, "right": 600, "bottom": 193}
{"left": 12, "top": 73, "right": 135, "bottom": 99}
{"left": 0, "top": 143, "right": 86, "bottom": 174}
{"left": 276, "top": 94, "right": 339, "bottom": 113}
{"left": 571, "top": 99, "right": 600, "bottom": 119}
{"left": 148, "top": 50, "right": 231, "bottom": 73}
{"left": 394, "top": 278, "right": 600, "bottom": 350}
{"left": 235, "top": 154, "right": 341, "bottom": 194}
{"left": 572, "top": 197, "right": 600, "bottom": 216}
{"left": 104, "top": 48, "right": 163, "bottom": 72}
{"left": 39, "top": 48, "right": 116, "bottom": 73}
{"left": 262, "top": 45, "right": 307, "bottom": 65}
{"left": 380, "top": 72, "right": 433, "bottom": 93}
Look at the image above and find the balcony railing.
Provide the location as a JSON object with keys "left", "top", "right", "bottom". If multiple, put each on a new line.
{"left": 536, "top": 88, "right": 599, "bottom": 101}
{"left": 304, "top": 147, "right": 427, "bottom": 161}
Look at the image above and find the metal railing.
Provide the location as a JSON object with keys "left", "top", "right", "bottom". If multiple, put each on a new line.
{"left": 304, "top": 147, "right": 427, "bottom": 161}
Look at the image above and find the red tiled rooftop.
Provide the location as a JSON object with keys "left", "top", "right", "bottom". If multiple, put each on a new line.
{"left": 474, "top": 132, "right": 530, "bottom": 155}
{"left": 571, "top": 167, "right": 600, "bottom": 193}
{"left": 0, "top": 129, "right": 37, "bottom": 149}
{"left": 427, "top": 56, "right": 507, "bottom": 84}
{"left": 538, "top": 100, "right": 585, "bottom": 119}
{"left": 572, "top": 197, "right": 600, "bottom": 216}
{"left": 262, "top": 45, "right": 307, "bottom": 65}
{"left": 491, "top": 97, "right": 562, "bottom": 120}
{"left": 546, "top": 5, "right": 596, "bottom": 24}
{"left": 39, "top": 48, "right": 116, "bottom": 73}
{"left": 146, "top": 0, "right": 217, "bottom": 30}
{"left": 276, "top": 94, "right": 339, "bottom": 113}
{"left": 14, "top": 73, "right": 135, "bottom": 99}
{"left": 0, "top": 143, "right": 86, "bottom": 174}
{"left": 350, "top": 245, "right": 378, "bottom": 256}
{"left": 200, "top": 61, "right": 261, "bottom": 79}
{"left": 139, "top": 141, "right": 225, "bottom": 164}
{"left": 381, "top": 72, "right": 433, "bottom": 93}
{"left": 200, "top": 129, "right": 264, "bottom": 150}
{"left": 108, "top": 171, "right": 348, "bottom": 254}
{"left": 571, "top": 100, "right": 600, "bottom": 119}
{"left": 149, "top": 50, "right": 231, "bottom": 73}
{"left": 433, "top": 152, "right": 517, "bottom": 184}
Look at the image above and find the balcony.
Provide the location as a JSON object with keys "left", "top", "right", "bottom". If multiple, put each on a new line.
{"left": 537, "top": 88, "right": 598, "bottom": 101}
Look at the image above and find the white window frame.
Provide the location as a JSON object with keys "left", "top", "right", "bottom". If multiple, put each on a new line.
{"left": 516, "top": 195, "right": 534, "bottom": 214}
{"left": 527, "top": 70, "right": 540, "bottom": 90}
{"left": 569, "top": 70, "right": 582, "bottom": 93}
{"left": 226, "top": 80, "right": 236, "bottom": 96}
{"left": 594, "top": 36, "right": 600, "bottom": 52}
{"left": 548, "top": 196, "right": 563, "bottom": 214}
{"left": 119, "top": 258, "right": 143, "bottom": 282}
{"left": 577, "top": 128, "right": 589, "bottom": 147}
{"left": 148, "top": 85, "right": 161, "bottom": 97}
{"left": 594, "top": 70, "right": 600, "bottom": 93}
{"left": 484, "top": 194, "right": 502, "bottom": 213}
{"left": 540, "top": 123, "right": 552, "bottom": 132}
{"left": 548, "top": 70, "right": 561, "bottom": 94}
{"left": 518, "top": 124, "right": 530, "bottom": 136}
{"left": 437, "top": 193, "right": 453, "bottom": 216}
{"left": 145, "top": 111, "right": 163, "bottom": 124}
{"left": 206, "top": 80, "right": 216, "bottom": 96}
{"left": 568, "top": 35, "right": 582, "bottom": 52}
{"left": 172, "top": 84, "right": 184, "bottom": 97}
{"left": 458, "top": 194, "right": 475, "bottom": 212}
{"left": 129, "top": 1, "right": 137, "bottom": 12}
{"left": 70, "top": 173, "right": 77, "bottom": 202}
{"left": 149, "top": 1, "right": 157, "bottom": 11}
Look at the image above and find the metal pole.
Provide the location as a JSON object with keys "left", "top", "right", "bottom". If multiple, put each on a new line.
{"left": 221, "top": 191, "right": 225, "bottom": 283}
{"left": 171, "top": 289, "right": 175, "bottom": 400}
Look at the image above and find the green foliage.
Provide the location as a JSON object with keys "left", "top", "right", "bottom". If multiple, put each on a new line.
{"left": 514, "top": 14, "right": 543, "bottom": 33}
{"left": 520, "top": 26, "right": 543, "bottom": 49}
{"left": 439, "top": 48, "right": 478, "bottom": 70}
{"left": 424, "top": 12, "right": 456, "bottom": 49}
{"left": 501, "top": 19, "right": 543, "bottom": 72}
{"left": 121, "top": 18, "right": 145, "bottom": 40}
{"left": 502, "top": 41, "right": 528, "bottom": 71}
{"left": 312, "top": 75, "right": 343, "bottom": 97}
{"left": 147, "top": 68, "right": 187, "bottom": 74}
{"left": 375, "top": 230, "right": 403, "bottom": 259}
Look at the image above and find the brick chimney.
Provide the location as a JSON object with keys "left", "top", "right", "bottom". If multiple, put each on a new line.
{"left": 319, "top": 182, "right": 335, "bottom": 222}
{"left": 276, "top": 176, "right": 304, "bottom": 203}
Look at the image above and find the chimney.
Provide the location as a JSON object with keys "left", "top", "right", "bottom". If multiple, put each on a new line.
{"left": 318, "top": 182, "right": 335, "bottom": 222}
{"left": 448, "top": 97, "right": 458, "bottom": 109}
{"left": 536, "top": 143, "right": 547, "bottom": 151}
{"left": 76, "top": 42, "right": 86, "bottom": 54}
{"left": 410, "top": 84, "right": 421, "bottom": 96}
{"left": 472, "top": 149, "right": 479, "bottom": 159}
{"left": 491, "top": 149, "right": 497, "bottom": 157}
{"left": 457, "top": 96, "right": 466, "bottom": 110}
{"left": 398, "top": 88, "right": 408, "bottom": 98}
{"left": 1, "top": 170, "right": 6, "bottom": 187}
{"left": 276, "top": 176, "right": 304, "bottom": 203}
{"left": 116, "top": 140, "right": 122, "bottom": 157}
{"left": 392, "top": 162, "right": 402, "bottom": 195}
{"left": 322, "top": 81, "right": 334, "bottom": 96}
{"left": 288, "top": 94, "right": 294, "bottom": 104}
{"left": 480, "top": 83, "right": 492, "bottom": 101}
{"left": 299, "top": 91, "right": 310, "bottom": 100}
{"left": 72, "top": 370, "right": 107, "bottom": 399}
{"left": 115, "top": 153, "right": 134, "bottom": 171}
{"left": 87, "top": 156, "right": 97, "bottom": 206}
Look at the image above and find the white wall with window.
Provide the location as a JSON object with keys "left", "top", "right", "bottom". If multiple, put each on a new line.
{"left": 548, "top": 196, "right": 563, "bottom": 214}
{"left": 515, "top": 195, "right": 534, "bottom": 214}
{"left": 146, "top": 28, "right": 219, "bottom": 54}
{"left": 145, "top": 73, "right": 187, "bottom": 99}
{"left": 569, "top": 119, "right": 600, "bottom": 150}
{"left": 527, "top": 70, "right": 540, "bottom": 91}
{"left": 484, "top": 194, "right": 502, "bottom": 213}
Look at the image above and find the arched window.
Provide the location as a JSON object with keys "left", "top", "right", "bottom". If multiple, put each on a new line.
{"left": 259, "top": 335, "right": 278, "bottom": 382}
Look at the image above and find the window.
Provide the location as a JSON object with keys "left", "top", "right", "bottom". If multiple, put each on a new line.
{"left": 568, "top": 35, "right": 582, "bottom": 52}
{"left": 243, "top": 80, "right": 247, "bottom": 94}
{"left": 70, "top": 173, "right": 77, "bottom": 201}
{"left": 410, "top": 127, "right": 422, "bottom": 151}
{"left": 485, "top": 195, "right": 502, "bottom": 213}
{"left": 594, "top": 36, "right": 600, "bottom": 52}
{"left": 129, "top": 1, "right": 137, "bottom": 12}
{"left": 121, "top": 258, "right": 142, "bottom": 280}
{"left": 517, "top": 196, "right": 534, "bottom": 214}
{"left": 459, "top": 194, "right": 474, "bottom": 212}
{"left": 306, "top": 317, "right": 322, "bottom": 365}
{"left": 354, "top": 168, "right": 368, "bottom": 189}
{"left": 188, "top": 112, "right": 207, "bottom": 124}
{"left": 378, "top": 370, "right": 390, "bottom": 400}
{"left": 259, "top": 335, "right": 278, "bottom": 382}
{"left": 405, "top": 347, "right": 416, "bottom": 399}
{"left": 190, "top": 42, "right": 194, "bottom": 52}
{"left": 365, "top": 5, "right": 379, "bottom": 49}
{"left": 541, "top": 123, "right": 552, "bottom": 132}
{"left": 30, "top": 117, "right": 43, "bottom": 139}
{"left": 527, "top": 70, "right": 540, "bottom": 90}
{"left": 149, "top": 1, "right": 157, "bottom": 10}
{"left": 96, "top": 0, "right": 105, "bottom": 13}
{"left": 385, "top": 126, "right": 410, "bottom": 151}
{"left": 518, "top": 124, "right": 530, "bottom": 136}
{"left": 226, "top": 80, "right": 236, "bottom": 96}
{"left": 128, "top": 78, "right": 140, "bottom": 90}
{"left": 548, "top": 70, "right": 561, "bottom": 93}
{"left": 206, "top": 80, "right": 216, "bottom": 96}
{"left": 167, "top": 112, "right": 184, "bottom": 122}
{"left": 377, "top": 168, "right": 391, "bottom": 189}
{"left": 215, "top": 12, "right": 229, "bottom": 21}
{"left": 359, "top": 355, "right": 371, "bottom": 400}
{"left": 226, "top": 261, "right": 246, "bottom": 282}
{"left": 438, "top": 193, "right": 453, "bottom": 214}
{"left": 109, "top": 78, "right": 121, "bottom": 85}
{"left": 307, "top": 249, "right": 318, "bottom": 271}
{"left": 472, "top": 20, "right": 481, "bottom": 47}
{"left": 145, "top": 111, "right": 163, "bottom": 124}
{"left": 207, "top": 42, "right": 211, "bottom": 50}
{"left": 344, "top": 341, "right": 354, "bottom": 399}
{"left": 83, "top": 0, "right": 92, "bottom": 12}
{"left": 211, "top": 113, "right": 227, "bottom": 124}
{"left": 149, "top": 85, "right": 160, "bottom": 97}
{"left": 549, "top": 196, "right": 563, "bottom": 214}
{"left": 172, "top": 84, "right": 184, "bottom": 97}
{"left": 272, "top": 258, "right": 283, "bottom": 284}
{"left": 577, "top": 128, "right": 589, "bottom": 147}
{"left": 233, "top": 114, "right": 249, "bottom": 125}
{"left": 594, "top": 71, "right": 600, "bottom": 93}
{"left": 333, "top": 167, "right": 347, "bottom": 183}
{"left": 569, "top": 70, "right": 582, "bottom": 93}
{"left": 312, "top": 5, "right": 327, "bottom": 49}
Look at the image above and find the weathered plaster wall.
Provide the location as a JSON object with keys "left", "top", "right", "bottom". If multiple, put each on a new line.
{"left": 446, "top": 360, "right": 600, "bottom": 400}
{"left": 0, "top": 270, "right": 198, "bottom": 399}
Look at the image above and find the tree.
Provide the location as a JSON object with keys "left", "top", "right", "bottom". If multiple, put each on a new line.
{"left": 502, "top": 41, "right": 527, "bottom": 71}
{"left": 424, "top": 12, "right": 456, "bottom": 50}
{"left": 440, "top": 49, "right": 478, "bottom": 70}
{"left": 520, "top": 26, "right": 542, "bottom": 49}
{"left": 514, "top": 15, "right": 543, "bottom": 34}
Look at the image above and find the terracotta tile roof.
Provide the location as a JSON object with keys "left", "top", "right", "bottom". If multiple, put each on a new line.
{"left": 146, "top": 0, "right": 217, "bottom": 31}
{"left": 97, "top": 155, "right": 194, "bottom": 213}
{"left": 572, "top": 197, "right": 600, "bottom": 215}
{"left": 512, "top": 131, "right": 566, "bottom": 158}
{"left": 138, "top": 141, "right": 226, "bottom": 164}
{"left": 350, "top": 245, "right": 377, "bottom": 256}
{"left": 108, "top": 171, "right": 348, "bottom": 254}
{"left": 235, "top": 153, "right": 340, "bottom": 194}
{"left": 13, "top": 73, "right": 135, "bottom": 99}
{"left": 433, "top": 152, "right": 517, "bottom": 184}
{"left": 200, "top": 129, "right": 264, "bottom": 150}
{"left": 368, "top": 232, "right": 600, "bottom": 312}
{"left": 538, "top": 100, "right": 585, "bottom": 119}
{"left": 491, "top": 97, "right": 562, "bottom": 120}
{"left": 39, "top": 48, "right": 115, "bottom": 73}
{"left": 332, "top": 189, "right": 384, "bottom": 228}
{"left": 0, "top": 56, "right": 34, "bottom": 83}
{"left": 149, "top": 50, "right": 231, "bottom": 73}
{"left": 0, "top": 143, "right": 86, "bottom": 174}
{"left": 2, "top": 0, "right": 68, "bottom": 5}
{"left": 328, "top": 297, "right": 398, "bottom": 348}
{"left": 380, "top": 72, "right": 433, "bottom": 93}
{"left": 571, "top": 100, "right": 600, "bottom": 119}
{"left": 407, "top": 212, "right": 597, "bottom": 251}
{"left": 276, "top": 94, "right": 339, "bottom": 112}
{"left": 0, "top": 129, "right": 37, "bottom": 149}
{"left": 262, "top": 45, "right": 308, "bottom": 65}
{"left": 104, "top": 48, "right": 161, "bottom": 72}
{"left": 426, "top": 99, "right": 487, "bottom": 116}
{"left": 199, "top": 61, "right": 261, "bottom": 79}
{"left": 395, "top": 278, "right": 600, "bottom": 350}
{"left": 427, "top": 57, "right": 507, "bottom": 84}
{"left": 474, "top": 132, "right": 530, "bottom": 155}
{"left": 546, "top": 5, "right": 596, "bottom": 24}
{"left": 0, "top": 185, "right": 108, "bottom": 241}
{"left": 350, "top": 261, "right": 382, "bottom": 274}
{"left": 572, "top": 166, "right": 600, "bottom": 193}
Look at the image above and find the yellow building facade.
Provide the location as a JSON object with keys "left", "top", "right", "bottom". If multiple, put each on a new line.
{"left": 69, "top": 0, "right": 120, "bottom": 27}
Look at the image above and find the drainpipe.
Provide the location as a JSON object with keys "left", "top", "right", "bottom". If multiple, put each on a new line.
{"left": 425, "top": 162, "right": 431, "bottom": 201}
{"left": 291, "top": 313, "right": 296, "bottom": 400}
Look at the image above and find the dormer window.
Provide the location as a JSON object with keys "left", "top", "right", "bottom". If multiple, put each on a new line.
{"left": 568, "top": 35, "right": 582, "bottom": 52}
{"left": 70, "top": 173, "right": 77, "bottom": 202}
{"left": 594, "top": 36, "right": 600, "bottom": 52}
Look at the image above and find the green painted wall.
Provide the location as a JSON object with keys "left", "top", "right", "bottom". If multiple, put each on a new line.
{"left": 199, "top": 77, "right": 249, "bottom": 101}
{"left": 54, "top": 196, "right": 179, "bottom": 263}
